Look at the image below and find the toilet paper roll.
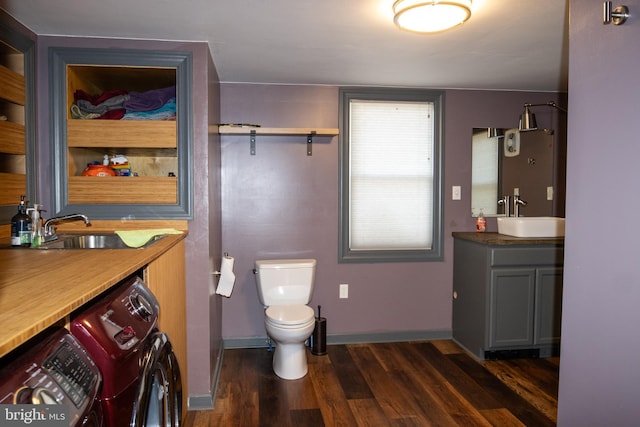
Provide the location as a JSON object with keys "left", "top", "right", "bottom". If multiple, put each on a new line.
{"left": 215, "top": 256, "right": 236, "bottom": 297}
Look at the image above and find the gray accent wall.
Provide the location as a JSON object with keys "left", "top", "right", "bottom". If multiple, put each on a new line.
{"left": 558, "top": 0, "right": 640, "bottom": 424}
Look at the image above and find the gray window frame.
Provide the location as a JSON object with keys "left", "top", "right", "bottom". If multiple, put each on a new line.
{"left": 338, "top": 87, "right": 444, "bottom": 263}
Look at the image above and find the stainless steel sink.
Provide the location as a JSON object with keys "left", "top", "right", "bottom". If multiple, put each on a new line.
{"left": 38, "top": 233, "right": 166, "bottom": 249}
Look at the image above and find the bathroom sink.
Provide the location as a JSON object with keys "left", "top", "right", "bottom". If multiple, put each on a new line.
{"left": 37, "top": 233, "right": 166, "bottom": 249}
{"left": 497, "top": 217, "right": 565, "bottom": 238}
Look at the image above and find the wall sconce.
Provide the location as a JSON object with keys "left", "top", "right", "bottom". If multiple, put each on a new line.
{"left": 603, "top": 1, "right": 629, "bottom": 25}
{"left": 518, "top": 101, "right": 567, "bottom": 132}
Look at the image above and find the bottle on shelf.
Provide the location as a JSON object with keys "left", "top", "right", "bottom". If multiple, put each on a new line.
{"left": 476, "top": 208, "right": 486, "bottom": 233}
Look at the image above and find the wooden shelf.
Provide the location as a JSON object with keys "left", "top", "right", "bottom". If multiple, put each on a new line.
{"left": 214, "top": 125, "right": 338, "bottom": 136}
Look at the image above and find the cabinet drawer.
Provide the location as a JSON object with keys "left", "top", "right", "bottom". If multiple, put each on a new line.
{"left": 491, "top": 247, "right": 564, "bottom": 267}
{"left": 0, "top": 64, "right": 25, "bottom": 105}
{"left": 0, "top": 121, "right": 26, "bottom": 154}
{"left": 68, "top": 120, "right": 177, "bottom": 148}
{"left": 0, "top": 172, "right": 26, "bottom": 205}
{"left": 68, "top": 176, "right": 177, "bottom": 204}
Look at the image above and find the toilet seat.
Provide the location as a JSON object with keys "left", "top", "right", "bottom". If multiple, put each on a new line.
{"left": 265, "top": 304, "right": 314, "bottom": 328}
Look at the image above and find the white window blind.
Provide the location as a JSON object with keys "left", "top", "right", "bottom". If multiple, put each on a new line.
{"left": 349, "top": 100, "right": 434, "bottom": 250}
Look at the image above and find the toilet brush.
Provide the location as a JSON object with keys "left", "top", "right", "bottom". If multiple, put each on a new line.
{"left": 311, "top": 305, "right": 327, "bottom": 355}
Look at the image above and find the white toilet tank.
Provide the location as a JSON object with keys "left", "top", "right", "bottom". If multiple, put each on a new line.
{"left": 255, "top": 259, "right": 316, "bottom": 306}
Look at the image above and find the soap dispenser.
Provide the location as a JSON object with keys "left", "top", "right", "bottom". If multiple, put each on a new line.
{"left": 10, "top": 195, "right": 32, "bottom": 247}
{"left": 27, "top": 204, "right": 44, "bottom": 247}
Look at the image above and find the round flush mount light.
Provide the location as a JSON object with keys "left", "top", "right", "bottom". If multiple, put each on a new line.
{"left": 393, "top": 0, "right": 472, "bottom": 34}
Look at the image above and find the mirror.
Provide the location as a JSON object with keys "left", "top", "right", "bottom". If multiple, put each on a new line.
{"left": 471, "top": 128, "right": 566, "bottom": 218}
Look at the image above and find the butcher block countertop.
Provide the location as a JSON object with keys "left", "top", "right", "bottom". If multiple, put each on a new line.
{"left": 0, "top": 232, "right": 186, "bottom": 358}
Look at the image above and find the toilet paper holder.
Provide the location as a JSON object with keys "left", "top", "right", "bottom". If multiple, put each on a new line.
{"left": 212, "top": 252, "right": 230, "bottom": 276}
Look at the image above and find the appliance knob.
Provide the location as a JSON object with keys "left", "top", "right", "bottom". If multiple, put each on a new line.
{"left": 13, "top": 386, "right": 34, "bottom": 404}
{"left": 130, "top": 293, "right": 154, "bottom": 321}
{"left": 31, "top": 387, "right": 58, "bottom": 404}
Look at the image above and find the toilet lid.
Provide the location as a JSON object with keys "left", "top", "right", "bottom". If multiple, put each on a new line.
{"left": 266, "top": 305, "right": 314, "bottom": 326}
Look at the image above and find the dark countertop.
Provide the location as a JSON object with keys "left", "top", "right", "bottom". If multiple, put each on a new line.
{"left": 452, "top": 232, "right": 564, "bottom": 246}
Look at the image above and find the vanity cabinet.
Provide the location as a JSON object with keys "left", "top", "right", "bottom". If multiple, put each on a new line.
{"left": 49, "top": 47, "right": 193, "bottom": 219}
{"left": 452, "top": 234, "right": 564, "bottom": 359}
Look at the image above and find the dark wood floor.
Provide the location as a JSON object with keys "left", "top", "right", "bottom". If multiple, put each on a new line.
{"left": 184, "top": 340, "right": 558, "bottom": 426}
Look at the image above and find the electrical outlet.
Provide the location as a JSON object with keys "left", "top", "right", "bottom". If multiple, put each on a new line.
{"left": 339, "top": 284, "right": 349, "bottom": 299}
{"left": 452, "top": 186, "right": 461, "bottom": 200}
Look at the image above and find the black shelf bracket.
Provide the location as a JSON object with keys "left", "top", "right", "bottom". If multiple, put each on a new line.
{"left": 250, "top": 130, "right": 256, "bottom": 155}
{"left": 307, "top": 131, "right": 316, "bottom": 156}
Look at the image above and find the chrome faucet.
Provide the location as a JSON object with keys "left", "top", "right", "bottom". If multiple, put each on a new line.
{"left": 513, "top": 195, "right": 527, "bottom": 217}
{"left": 498, "top": 195, "right": 511, "bottom": 217}
{"left": 43, "top": 213, "right": 91, "bottom": 242}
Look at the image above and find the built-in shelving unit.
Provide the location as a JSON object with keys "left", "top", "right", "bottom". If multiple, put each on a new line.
{"left": 0, "top": 23, "right": 35, "bottom": 231}
{"left": 49, "top": 48, "right": 193, "bottom": 219}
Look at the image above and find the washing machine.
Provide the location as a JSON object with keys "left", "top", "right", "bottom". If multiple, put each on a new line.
{"left": 70, "top": 275, "right": 182, "bottom": 427}
{"left": 0, "top": 327, "right": 103, "bottom": 426}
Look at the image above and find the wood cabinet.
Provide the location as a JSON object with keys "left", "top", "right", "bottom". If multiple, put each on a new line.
{"left": 49, "top": 47, "right": 193, "bottom": 219}
{"left": 452, "top": 237, "right": 564, "bottom": 359}
{"left": 144, "top": 238, "right": 187, "bottom": 416}
{"left": 0, "top": 19, "right": 35, "bottom": 230}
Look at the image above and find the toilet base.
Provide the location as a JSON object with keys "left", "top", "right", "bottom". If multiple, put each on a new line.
{"left": 272, "top": 341, "right": 309, "bottom": 380}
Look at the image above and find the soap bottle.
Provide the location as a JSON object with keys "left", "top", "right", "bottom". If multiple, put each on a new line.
{"left": 10, "top": 195, "right": 32, "bottom": 247}
{"left": 476, "top": 208, "right": 486, "bottom": 232}
{"left": 27, "top": 204, "right": 43, "bottom": 247}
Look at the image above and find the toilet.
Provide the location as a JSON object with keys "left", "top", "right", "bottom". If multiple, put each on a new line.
{"left": 254, "top": 259, "right": 317, "bottom": 380}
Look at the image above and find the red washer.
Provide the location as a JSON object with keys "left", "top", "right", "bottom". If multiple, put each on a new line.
{"left": 70, "top": 275, "right": 181, "bottom": 427}
{"left": 0, "top": 327, "right": 103, "bottom": 427}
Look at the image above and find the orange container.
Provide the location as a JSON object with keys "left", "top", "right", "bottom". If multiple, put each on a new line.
{"left": 81, "top": 164, "right": 116, "bottom": 177}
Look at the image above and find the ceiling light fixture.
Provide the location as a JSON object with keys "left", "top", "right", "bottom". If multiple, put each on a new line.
{"left": 393, "top": 0, "right": 472, "bottom": 34}
{"left": 518, "top": 101, "right": 568, "bottom": 132}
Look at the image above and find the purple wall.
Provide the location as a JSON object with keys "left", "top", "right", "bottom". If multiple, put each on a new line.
{"left": 558, "top": 0, "right": 640, "bottom": 424}
{"left": 220, "top": 84, "right": 562, "bottom": 341}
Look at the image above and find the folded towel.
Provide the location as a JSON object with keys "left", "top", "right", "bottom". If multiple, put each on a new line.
{"left": 115, "top": 228, "right": 183, "bottom": 248}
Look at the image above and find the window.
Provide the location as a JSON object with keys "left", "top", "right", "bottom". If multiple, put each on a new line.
{"left": 339, "top": 88, "right": 444, "bottom": 263}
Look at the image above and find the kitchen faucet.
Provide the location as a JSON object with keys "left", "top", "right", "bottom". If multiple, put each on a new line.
{"left": 43, "top": 213, "right": 91, "bottom": 242}
{"left": 513, "top": 195, "right": 527, "bottom": 217}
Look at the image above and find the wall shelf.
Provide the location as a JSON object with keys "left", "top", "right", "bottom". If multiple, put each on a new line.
{"left": 215, "top": 125, "right": 338, "bottom": 136}
{"left": 214, "top": 125, "right": 339, "bottom": 156}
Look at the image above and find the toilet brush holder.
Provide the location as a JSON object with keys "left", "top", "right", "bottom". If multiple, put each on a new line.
{"left": 311, "top": 305, "right": 327, "bottom": 355}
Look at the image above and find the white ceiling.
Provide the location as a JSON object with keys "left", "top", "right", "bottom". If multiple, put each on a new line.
{"left": 1, "top": 0, "right": 569, "bottom": 92}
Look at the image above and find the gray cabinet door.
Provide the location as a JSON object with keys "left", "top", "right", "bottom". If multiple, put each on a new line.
{"left": 489, "top": 268, "right": 536, "bottom": 348}
{"left": 534, "top": 267, "right": 564, "bottom": 345}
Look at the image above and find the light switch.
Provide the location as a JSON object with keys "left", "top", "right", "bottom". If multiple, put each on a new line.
{"left": 547, "top": 186, "right": 554, "bottom": 201}
{"left": 452, "top": 186, "right": 461, "bottom": 200}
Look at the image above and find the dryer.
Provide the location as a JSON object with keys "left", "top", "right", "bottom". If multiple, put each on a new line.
{"left": 70, "top": 275, "right": 182, "bottom": 427}
{"left": 0, "top": 327, "right": 103, "bottom": 427}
